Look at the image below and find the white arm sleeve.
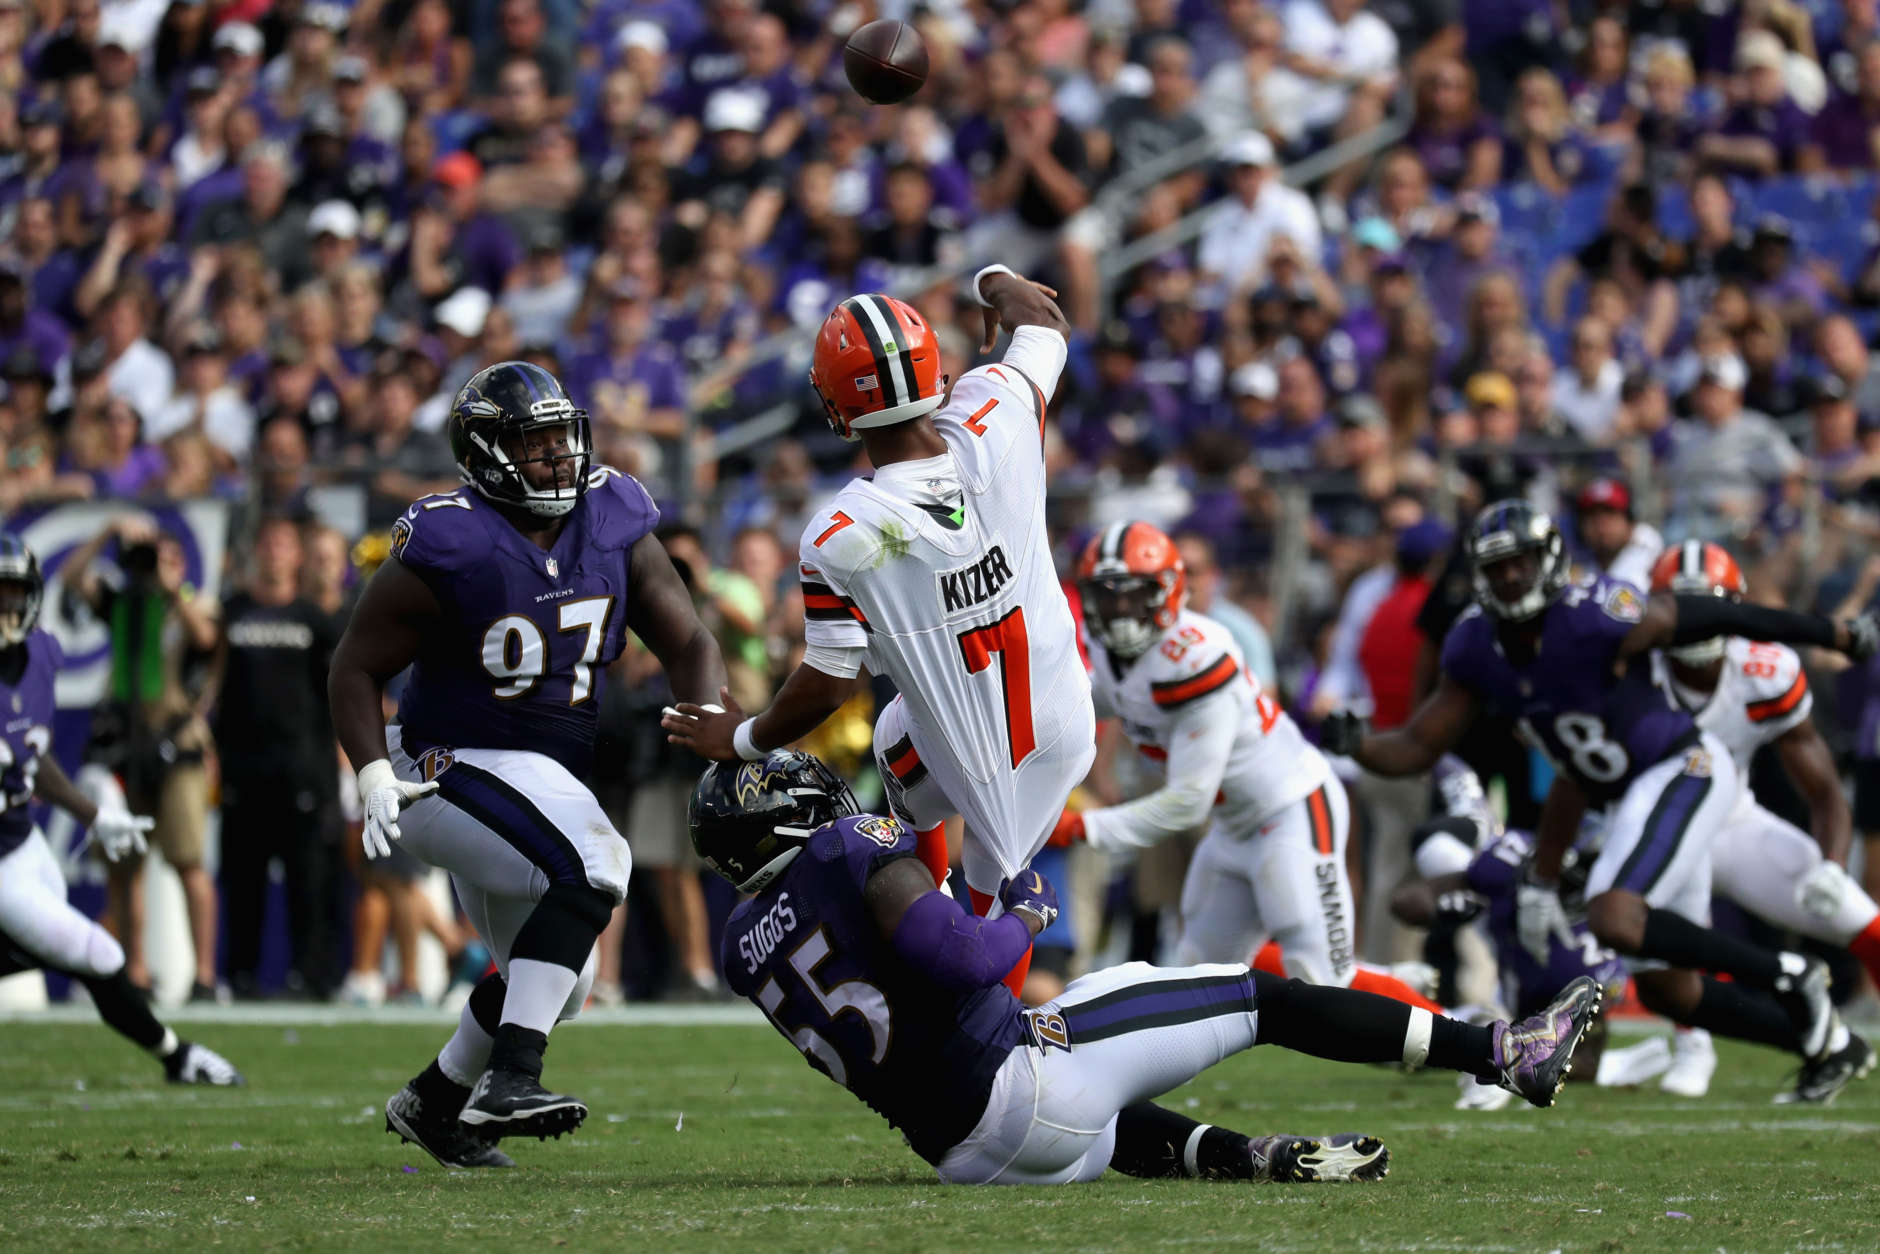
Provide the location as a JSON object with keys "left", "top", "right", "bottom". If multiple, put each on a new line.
{"left": 1081, "top": 696, "right": 1238, "bottom": 854}
{"left": 802, "top": 639, "right": 866, "bottom": 680}
{"left": 1001, "top": 324, "right": 1069, "bottom": 402}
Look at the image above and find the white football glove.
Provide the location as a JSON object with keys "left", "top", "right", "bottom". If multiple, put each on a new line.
{"left": 1515, "top": 876, "right": 1575, "bottom": 965}
{"left": 89, "top": 807, "right": 153, "bottom": 863}
{"left": 357, "top": 759, "right": 438, "bottom": 860}
{"left": 1797, "top": 860, "right": 1849, "bottom": 922}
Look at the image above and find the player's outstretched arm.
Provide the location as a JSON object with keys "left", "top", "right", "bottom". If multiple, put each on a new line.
{"left": 34, "top": 752, "right": 151, "bottom": 861}
{"left": 625, "top": 533, "right": 727, "bottom": 707}
{"left": 328, "top": 557, "right": 438, "bottom": 777}
{"left": 1072, "top": 702, "right": 1237, "bottom": 854}
{"left": 863, "top": 856, "right": 1048, "bottom": 992}
{"left": 1323, "top": 674, "right": 1476, "bottom": 777}
{"left": 1777, "top": 720, "right": 1854, "bottom": 865}
{"left": 975, "top": 267, "right": 1070, "bottom": 351}
{"left": 1614, "top": 592, "right": 1879, "bottom": 673}
{"left": 662, "top": 660, "right": 862, "bottom": 762}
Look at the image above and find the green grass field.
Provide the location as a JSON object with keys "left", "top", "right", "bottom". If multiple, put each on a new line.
{"left": 3, "top": 1010, "right": 1878, "bottom": 1252}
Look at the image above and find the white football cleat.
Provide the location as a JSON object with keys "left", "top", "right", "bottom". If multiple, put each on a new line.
{"left": 165, "top": 1041, "right": 245, "bottom": 1086}
{"left": 1595, "top": 1036, "right": 1671, "bottom": 1088}
{"left": 1659, "top": 1028, "right": 1716, "bottom": 1098}
{"left": 1455, "top": 1072, "right": 1515, "bottom": 1111}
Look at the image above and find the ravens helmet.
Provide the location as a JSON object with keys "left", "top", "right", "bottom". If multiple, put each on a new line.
{"left": 448, "top": 361, "right": 592, "bottom": 518}
{"left": 0, "top": 535, "right": 42, "bottom": 648}
{"left": 689, "top": 751, "right": 859, "bottom": 893}
{"left": 1466, "top": 499, "right": 1569, "bottom": 622}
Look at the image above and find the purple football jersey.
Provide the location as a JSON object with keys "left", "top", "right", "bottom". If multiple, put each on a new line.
{"left": 392, "top": 467, "right": 658, "bottom": 777}
{"left": 1440, "top": 575, "right": 1695, "bottom": 803}
{"left": 1467, "top": 830, "right": 1625, "bottom": 1016}
{"left": 723, "top": 812, "right": 1024, "bottom": 1165}
{"left": 0, "top": 631, "right": 59, "bottom": 855}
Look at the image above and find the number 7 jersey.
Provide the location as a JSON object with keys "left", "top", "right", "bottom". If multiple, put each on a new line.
{"left": 798, "top": 335, "right": 1093, "bottom": 870}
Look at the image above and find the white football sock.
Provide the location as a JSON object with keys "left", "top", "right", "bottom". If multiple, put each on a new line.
{"left": 437, "top": 997, "right": 495, "bottom": 1087}
{"left": 501, "top": 958, "right": 581, "bottom": 1038}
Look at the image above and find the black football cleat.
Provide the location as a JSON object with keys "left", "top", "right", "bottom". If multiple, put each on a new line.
{"left": 386, "top": 1081, "right": 515, "bottom": 1168}
{"left": 1251, "top": 1133, "right": 1390, "bottom": 1182}
{"left": 1774, "top": 1030, "right": 1876, "bottom": 1106}
{"left": 458, "top": 1067, "right": 587, "bottom": 1141}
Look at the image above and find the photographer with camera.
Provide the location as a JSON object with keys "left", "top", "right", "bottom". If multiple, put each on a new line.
{"left": 64, "top": 515, "right": 221, "bottom": 1001}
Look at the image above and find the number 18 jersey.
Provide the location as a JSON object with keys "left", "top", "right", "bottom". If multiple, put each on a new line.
{"left": 1439, "top": 575, "right": 1696, "bottom": 804}
{"left": 799, "top": 331, "right": 1094, "bottom": 873}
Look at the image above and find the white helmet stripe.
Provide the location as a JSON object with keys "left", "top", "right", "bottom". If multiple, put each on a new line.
{"left": 846, "top": 295, "right": 912, "bottom": 408}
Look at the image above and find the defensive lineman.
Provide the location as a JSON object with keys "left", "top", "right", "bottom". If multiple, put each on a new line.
{"left": 328, "top": 361, "right": 725, "bottom": 1165}
{"left": 664, "top": 267, "right": 1094, "bottom": 992}
{"left": 1325, "top": 500, "right": 1880, "bottom": 1102}
{"left": 0, "top": 537, "right": 241, "bottom": 1085}
{"left": 692, "top": 751, "right": 1603, "bottom": 1185}
{"left": 1051, "top": 521, "right": 1433, "bottom": 1007}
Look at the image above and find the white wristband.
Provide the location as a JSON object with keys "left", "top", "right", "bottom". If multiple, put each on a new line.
{"left": 972, "top": 263, "right": 1016, "bottom": 308}
{"left": 356, "top": 758, "right": 397, "bottom": 800}
{"left": 732, "top": 718, "right": 767, "bottom": 762}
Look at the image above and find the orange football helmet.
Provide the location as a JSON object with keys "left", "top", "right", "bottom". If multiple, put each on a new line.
{"left": 808, "top": 293, "right": 945, "bottom": 441}
{"left": 1076, "top": 521, "right": 1187, "bottom": 659}
{"left": 1650, "top": 539, "right": 1747, "bottom": 665}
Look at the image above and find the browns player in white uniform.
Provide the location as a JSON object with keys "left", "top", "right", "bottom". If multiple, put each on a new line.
{"left": 664, "top": 267, "right": 1094, "bottom": 996}
{"left": 1653, "top": 543, "right": 1880, "bottom": 1005}
{"left": 1052, "top": 522, "right": 1436, "bottom": 1007}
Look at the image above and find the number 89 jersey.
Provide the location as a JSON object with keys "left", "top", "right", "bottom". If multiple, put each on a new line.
{"left": 1439, "top": 574, "right": 1696, "bottom": 804}
{"left": 391, "top": 468, "right": 659, "bottom": 778}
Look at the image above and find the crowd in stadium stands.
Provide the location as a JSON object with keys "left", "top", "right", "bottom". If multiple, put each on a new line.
{"left": 11, "top": 0, "right": 1880, "bottom": 1006}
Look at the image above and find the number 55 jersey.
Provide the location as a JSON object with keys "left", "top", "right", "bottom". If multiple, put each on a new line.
{"left": 796, "top": 327, "right": 1095, "bottom": 892}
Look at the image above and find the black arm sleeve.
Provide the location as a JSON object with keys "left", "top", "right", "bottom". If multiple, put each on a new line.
{"left": 1671, "top": 595, "right": 1837, "bottom": 648}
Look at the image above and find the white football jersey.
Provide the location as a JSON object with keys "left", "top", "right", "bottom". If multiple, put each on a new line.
{"left": 1081, "top": 607, "right": 1330, "bottom": 851}
{"left": 1667, "top": 636, "right": 1812, "bottom": 775}
{"left": 798, "top": 328, "right": 1092, "bottom": 834}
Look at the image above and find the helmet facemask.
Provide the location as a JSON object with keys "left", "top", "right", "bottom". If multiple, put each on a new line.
{"left": 465, "top": 401, "right": 592, "bottom": 518}
{"left": 1081, "top": 573, "right": 1169, "bottom": 660}
{"left": 1470, "top": 536, "right": 1567, "bottom": 621}
{"left": 0, "top": 577, "right": 40, "bottom": 647}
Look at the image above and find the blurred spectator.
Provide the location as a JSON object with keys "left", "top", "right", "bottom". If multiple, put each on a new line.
{"left": 1573, "top": 477, "right": 1662, "bottom": 589}
{"left": 1197, "top": 132, "right": 1321, "bottom": 297}
{"left": 972, "top": 71, "right": 1094, "bottom": 327}
{"left": 342, "top": 355, "right": 460, "bottom": 528}
{"left": 658, "top": 523, "right": 769, "bottom": 711}
{"left": 402, "top": 151, "right": 519, "bottom": 303}
{"left": 1503, "top": 67, "right": 1591, "bottom": 196}
{"left": 1698, "top": 31, "right": 1811, "bottom": 178}
{"left": 1553, "top": 315, "right": 1624, "bottom": 443}
{"left": 1200, "top": 0, "right": 1314, "bottom": 146}
{"left": 64, "top": 514, "right": 220, "bottom": 1000}
{"left": 1816, "top": 314, "right": 1880, "bottom": 422}
{"left": 1808, "top": 40, "right": 1880, "bottom": 170}
{"left": 190, "top": 142, "right": 306, "bottom": 279}
{"left": 1174, "top": 528, "right": 1277, "bottom": 688}
{"left": 471, "top": 0, "right": 573, "bottom": 109}
{"left": 1665, "top": 353, "right": 1804, "bottom": 539}
{"left": 673, "top": 88, "right": 786, "bottom": 254}
{"left": 1407, "top": 56, "right": 1502, "bottom": 191}
{"left": 1282, "top": 0, "right": 1399, "bottom": 208}
{"left": 214, "top": 516, "right": 343, "bottom": 1000}
{"left": 150, "top": 322, "right": 253, "bottom": 472}
{"left": 1634, "top": 43, "right": 1703, "bottom": 187}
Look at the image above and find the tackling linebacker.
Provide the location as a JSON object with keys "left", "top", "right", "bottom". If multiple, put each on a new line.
{"left": 693, "top": 750, "right": 1602, "bottom": 1185}
{"left": 0, "top": 536, "right": 241, "bottom": 1086}
{"left": 328, "top": 362, "right": 725, "bottom": 1166}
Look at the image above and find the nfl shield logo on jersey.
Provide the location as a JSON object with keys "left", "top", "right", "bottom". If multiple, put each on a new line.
{"left": 546, "top": 557, "right": 559, "bottom": 579}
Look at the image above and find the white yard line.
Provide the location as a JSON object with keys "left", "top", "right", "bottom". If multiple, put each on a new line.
{"left": 0, "top": 1003, "right": 769, "bottom": 1027}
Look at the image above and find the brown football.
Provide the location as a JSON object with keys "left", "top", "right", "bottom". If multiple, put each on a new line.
{"left": 843, "top": 19, "right": 928, "bottom": 105}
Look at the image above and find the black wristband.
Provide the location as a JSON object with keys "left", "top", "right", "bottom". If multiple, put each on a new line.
{"left": 1671, "top": 595, "right": 1837, "bottom": 648}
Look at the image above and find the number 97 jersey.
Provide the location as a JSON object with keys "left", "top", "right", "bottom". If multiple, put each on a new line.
{"left": 1439, "top": 575, "right": 1696, "bottom": 804}
{"left": 391, "top": 468, "right": 658, "bottom": 778}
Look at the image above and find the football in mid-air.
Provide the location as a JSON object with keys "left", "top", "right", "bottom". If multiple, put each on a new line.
{"left": 843, "top": 19, "right": 928, "bottom": 105}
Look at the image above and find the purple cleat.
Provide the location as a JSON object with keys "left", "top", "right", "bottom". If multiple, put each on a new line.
{"left": 1485, "top": 976, "right": 1605, "bottom": 1108}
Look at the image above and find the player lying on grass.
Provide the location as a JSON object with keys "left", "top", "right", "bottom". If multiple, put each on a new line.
{"left": 689, "top": 750, "right": 1604, "bottom": 1186}
{"left": 1325, "top": 500, "right": 1880, "bottom": 1105}
{"left": 0, "top": 537, "right": 241, "bottom": 1086}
